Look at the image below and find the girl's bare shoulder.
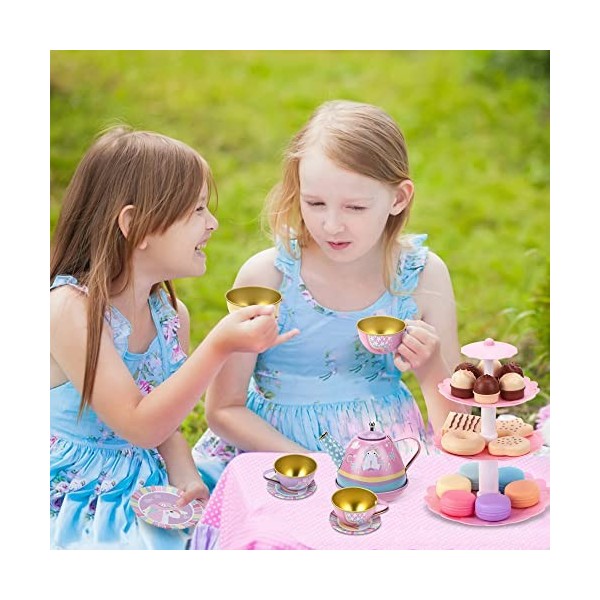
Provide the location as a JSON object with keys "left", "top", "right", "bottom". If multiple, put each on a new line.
{"left": 50, "top": 284, "right": 88, "bottom": 330}
{"left": 234, "top": 247, "right": 282, "bottom": 289}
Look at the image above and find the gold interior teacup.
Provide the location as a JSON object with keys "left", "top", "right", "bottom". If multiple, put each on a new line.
{"left": 225, "top": 286, "right": 282, "bottom": 318}
{"left": 356, "top": 315, "right": 406, "bottom": 355}
{"left": 331, "top": 486, "right": 389, "bottom": 527}
{"left": 263, "top": 454, "right": 317, "bottom": 492}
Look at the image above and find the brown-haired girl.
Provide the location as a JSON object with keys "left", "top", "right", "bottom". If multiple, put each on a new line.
{"left": 192, "top": 101, "right": 467, "bottom": 500}
{"left": 50, "top": 127, "right": 298, "bottom": 549}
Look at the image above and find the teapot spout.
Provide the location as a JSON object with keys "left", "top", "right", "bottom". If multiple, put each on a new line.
{"left": 319, "top": 431, "right": 345, "bottom": 468}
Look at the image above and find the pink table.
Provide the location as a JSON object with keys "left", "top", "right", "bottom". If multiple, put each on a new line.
{"left": 191, "top": 452, "right": 549, "bottom": 550}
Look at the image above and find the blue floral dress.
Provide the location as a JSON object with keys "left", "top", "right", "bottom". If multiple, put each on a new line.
{"left": 50, "top": 275, "right": 188, "bottom": 549}
{"left": 193, "top": 234, "right": 433, "bottom": 491}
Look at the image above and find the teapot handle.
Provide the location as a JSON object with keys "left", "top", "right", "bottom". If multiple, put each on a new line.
{"left": 392, "top": 437, "right": 421, "bottom": 470}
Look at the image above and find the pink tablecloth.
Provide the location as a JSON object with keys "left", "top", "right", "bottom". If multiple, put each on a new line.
{"left": 191, "top": 452, "right": 549, "bottom": 550}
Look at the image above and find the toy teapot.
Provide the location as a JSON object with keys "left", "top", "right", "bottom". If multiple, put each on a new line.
{"left": 319, "top": 422, "right": 421, "bottom": 495}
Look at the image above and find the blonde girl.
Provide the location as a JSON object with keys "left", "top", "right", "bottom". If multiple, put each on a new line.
{"left": 192, "top": 100, "right": 466, "bottom": 494}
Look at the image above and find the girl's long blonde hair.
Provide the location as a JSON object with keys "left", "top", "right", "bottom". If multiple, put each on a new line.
{"left": 51, "top": 126, "right": 215, "bottom": 417}
{"left": 264, "top": 100, "right": 414, "bottom": 290}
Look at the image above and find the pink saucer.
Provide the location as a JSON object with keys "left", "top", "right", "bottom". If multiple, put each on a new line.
{"left": 267, "top": 479, "right": 317, "bottom": 500}
{"left": 438, "top": 377, "right": 539, "bottom": 408}
{"left": 424, "top": 478, "right": 550, "bottom": 526}
{"left": 434, "top": 431, "right": 544, "bottom": 461}
{"left": 131, "top": 485, "right": 205, "bottom": 530}
{"left": 461, "top": 338, "right": 518, "bottom": 360}
{"left": 329, "top": 511, "right": 382, "bottom": 535}
{"left": 335, "top": 478, "right": 409, "bottom": 502}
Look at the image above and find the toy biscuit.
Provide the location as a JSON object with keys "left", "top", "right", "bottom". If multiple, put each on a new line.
{"left": 496, "top": 417, "right": 534, "bottom": 438}
{"left": 488, "top": 435, "right": 530, "bottom": 457}
{"left": 442, "top": 411, "right": 481, "bottom": 435}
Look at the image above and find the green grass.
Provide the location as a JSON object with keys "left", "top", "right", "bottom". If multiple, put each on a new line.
{"left": 50, "top": 50, "right": 549, "bottom": 443}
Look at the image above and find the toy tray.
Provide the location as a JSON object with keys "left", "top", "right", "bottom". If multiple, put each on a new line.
{"left": 424, "top": 477, "right": 550, "bottom": 526}
{"left": 438, "top": 377, "right": 539, "bottom": 408}
{"left": 434, "top": 430, "right": 544, "bottom": 461}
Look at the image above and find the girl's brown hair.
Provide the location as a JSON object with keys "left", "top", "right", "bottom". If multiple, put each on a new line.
{"left": 51, "top": 127, "right": 215, "bottom": 417}
{"left": 264, "top": 100, "right": 414, "bottom": 290}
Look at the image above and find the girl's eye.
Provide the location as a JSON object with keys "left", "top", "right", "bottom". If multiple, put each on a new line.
{"left": 306, "top": 201, "right": 324, "bottom": 207}
{"left": 348, "top": 206, "right": 366, "bottom": 211}
{"left": 195, "top": 206, "right": 206, "bottom": 213}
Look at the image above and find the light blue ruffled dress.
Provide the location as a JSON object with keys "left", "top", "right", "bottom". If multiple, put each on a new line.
{"left": 193, "top": 234, "right": 433, "bottom": 491}
{"left": 50, "top": 275, "right": 190, "bottom": 549}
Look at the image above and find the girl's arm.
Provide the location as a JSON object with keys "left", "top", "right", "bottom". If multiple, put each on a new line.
{"left": 394, "top": 251, "right": 469, "bottom": 433}
{"left": 205, "top": 248, "right": 307, "bottom": 453}
{"left": 158, "top": 430, "right": 209, "bottom": 502}
{"left": 157, "top": 300, "right": 209, "bottom": 501}
{"left": 50, "top": 285, "right": 298, "bottom": 449}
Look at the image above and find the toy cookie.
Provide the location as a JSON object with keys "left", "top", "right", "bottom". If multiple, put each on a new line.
{"left": 441, "top": 430, "right": 486, "bottom": 456}
{"left": 488, "top": 435, "right": 530, "bottom": 457}
{"left": 496, "top": 417, "right": 533, "bottom": 438}
{"left": 442, "top": 411, "right": 481, "bottom": 435}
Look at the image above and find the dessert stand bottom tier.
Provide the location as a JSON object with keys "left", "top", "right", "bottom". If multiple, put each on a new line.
{"left": 424, "top": 477, "right": 550, "bottom": 527}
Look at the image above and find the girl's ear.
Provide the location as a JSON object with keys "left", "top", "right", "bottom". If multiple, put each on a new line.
{"left": 389, "top": 180, "right": 414, "bottom": 216}
{"left": 118, "top": 205, "right": 148, "bottom": 249}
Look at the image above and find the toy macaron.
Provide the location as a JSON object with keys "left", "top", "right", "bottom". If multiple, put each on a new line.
{"left": 504, "top": 480, "right": 540, "bottom": 508}
{"left": 459, "top": 462, "right": 480, "bottom": 492}
{"left": 436, "top": 474, "right": 472, "bottom": 498}
{"left": 475, "top": 493, "right": 512, "bottom": 522}
{"left": 440, "top": 490, "right": 476, "bottom": 518}
{"left": 498, "top": 466, "right": 525, "bottom": 493}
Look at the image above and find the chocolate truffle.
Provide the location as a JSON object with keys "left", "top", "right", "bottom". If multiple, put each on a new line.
{"left": 454, "top": 362, "right": 483, "bottom": 379}
{"left": 499, "top": 372, "right": 526, "bottom": 400}
{"left": 477, "top": 359, "right": 502, "bottom": 376}
{"left": 473, "top": 374, "right": 500, "bottom": 404}
{"left": 495, "top": 362, "right": 524, "bottom": 379}
{"left": 450, "top": 369, "right": 476, "bottom": 398}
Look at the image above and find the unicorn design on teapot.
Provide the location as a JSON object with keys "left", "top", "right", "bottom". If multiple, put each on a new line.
{"left": 319, "top": 422, "right": 421, "bottom": 496}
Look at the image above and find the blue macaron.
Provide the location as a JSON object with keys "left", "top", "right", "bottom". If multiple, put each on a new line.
{"left": 459, "top": 462, "right": 480, "bottom": 492}
{"left": 498, "top": 466, "right": 525, "bottom": 493}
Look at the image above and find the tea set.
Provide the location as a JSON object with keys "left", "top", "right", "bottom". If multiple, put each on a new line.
{"left": 226, "top": 286, "right": 413, "bottom": 534}
{"left": 261, "top": 420, "right": 419, "bottom": 535}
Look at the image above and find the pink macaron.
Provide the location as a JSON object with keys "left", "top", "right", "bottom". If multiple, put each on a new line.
{"left": 440, "top": 490, "right": 476, "bottom": 517}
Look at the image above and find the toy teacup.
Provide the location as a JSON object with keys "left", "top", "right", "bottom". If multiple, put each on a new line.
{"left": 357, "top": 315, "right": 406, "bottom": 354}
{"left": 331, "top": 487, "right": 389, "bottom": 528}
{"left": 263, "top": 454, "right": 317, "bottom": 492}
{"left": 225, "top": 286, "right": 282, "bottom": 318}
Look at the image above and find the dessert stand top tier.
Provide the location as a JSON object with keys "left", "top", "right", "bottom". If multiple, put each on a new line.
{"left": 437, "top": 377, "right": 539, "bottom": 409}
{"left": 461, "top": 338, "right": 517, "bottom": 361}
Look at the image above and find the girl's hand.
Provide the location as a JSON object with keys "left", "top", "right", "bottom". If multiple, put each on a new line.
{"left": 393, "top": 319, "right": 441, "bottom": 376}
{"left": 212, "top": 305, "right": 300, "bottom": 355}
{"left": 175, "top": 475, "right": 210, "bottom": 506}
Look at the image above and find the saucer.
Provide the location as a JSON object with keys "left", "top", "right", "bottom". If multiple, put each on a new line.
{"left": 266, "top": 479, "right": 317, "bottom": 500}
{"left": 328, "top": 511, "right": 382, "bottom": 535}
{"left": 335, "top": 478, "right": 408, "bottom": 502}
{"left": 131, "top": 485, "right": 205, "bottom": 530}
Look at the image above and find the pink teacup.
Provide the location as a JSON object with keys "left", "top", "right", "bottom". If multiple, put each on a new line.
{"left": 357, "top": 315, "right": 406, "bottom": 355}
{"left": 331, "top": 487, "right": 389, "bottom": 528}
{"left": 263, "top": 454, "right": 317, "bottom": 492}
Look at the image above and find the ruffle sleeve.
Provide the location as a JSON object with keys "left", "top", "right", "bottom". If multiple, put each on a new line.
{"left": 393, "top": 233, "right": 429, "bottom": 294}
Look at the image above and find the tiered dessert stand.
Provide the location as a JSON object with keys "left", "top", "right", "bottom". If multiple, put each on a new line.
{"left": 425, "top": 338, "right": 550, "bottom": 526}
